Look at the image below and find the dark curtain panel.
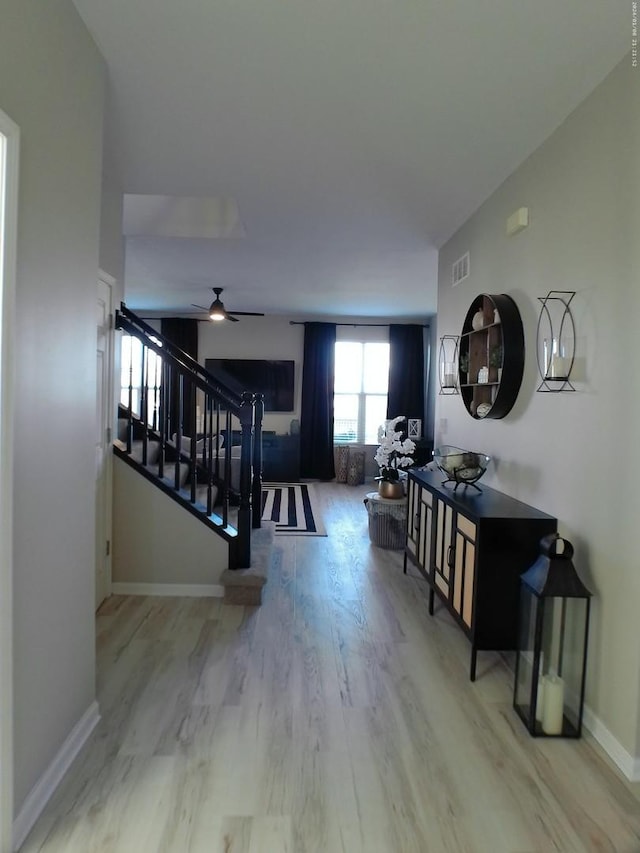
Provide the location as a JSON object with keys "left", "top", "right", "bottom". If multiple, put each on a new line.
{"left": 300, "top": 322, "right": 337, "bottom": 479}
{"left": 161, "top": 317, "right": 199, "bottom": 437}
{"left": 387, "top": 324, "right": 425, "bottom": 425}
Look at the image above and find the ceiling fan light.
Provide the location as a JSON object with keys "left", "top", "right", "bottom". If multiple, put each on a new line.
{"left": 208, "top": 296, "right": 227, "bottom": 320}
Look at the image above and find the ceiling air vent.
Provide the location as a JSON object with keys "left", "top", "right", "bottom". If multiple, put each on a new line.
{"left": 452, "top": 252, "right": 470, "bottom": 286}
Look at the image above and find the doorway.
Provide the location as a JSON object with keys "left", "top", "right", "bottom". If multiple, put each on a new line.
{"left": 0, "top": 107, "right": 19, "bottom": 853}
{"left": 95, "top": 273, "right": 114, "bottom": 610}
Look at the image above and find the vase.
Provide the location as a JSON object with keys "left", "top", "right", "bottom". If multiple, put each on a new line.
{"left": 378, "top": 480, "right": 404, "bottom": 499}
{"left": 472, "top": 310, "right": 485, "bottom": 331}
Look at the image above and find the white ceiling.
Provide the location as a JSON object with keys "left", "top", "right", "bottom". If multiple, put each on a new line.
{"left": 73, "top": 0, "right": 628, "bottom": 319}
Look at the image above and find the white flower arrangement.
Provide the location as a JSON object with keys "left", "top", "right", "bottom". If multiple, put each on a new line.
{"left": 374, "top": 416, "right": 416, "bottom": 482}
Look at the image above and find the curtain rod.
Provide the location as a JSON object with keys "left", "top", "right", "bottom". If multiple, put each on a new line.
{"left": 138, "top": 316, "right": 218, "bottom": 322}
{"left": 289, "top": 321, "right": 430, "bottom": 328}
{"left": 136, "top": 317, "right": 430, "bottom": 328}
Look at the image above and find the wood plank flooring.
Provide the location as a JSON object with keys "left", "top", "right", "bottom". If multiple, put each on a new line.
{"left": 20, "top": 482, "right": 640, "bottom": 852}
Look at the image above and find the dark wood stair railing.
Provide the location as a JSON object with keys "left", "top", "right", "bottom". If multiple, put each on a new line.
{"left": 114, "top": 303, "right": 263, "bottom": 569}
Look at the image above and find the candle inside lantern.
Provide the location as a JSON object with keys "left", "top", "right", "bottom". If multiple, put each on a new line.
{"left": 542, "top": 674, "right": 564, "bottom": 734}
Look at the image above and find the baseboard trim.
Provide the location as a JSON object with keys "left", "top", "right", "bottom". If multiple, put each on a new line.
{"left": 12, "top": 700, "right": 100, "bottom": 851}
{"left": 500, "top": 652, "right": 640, "bottom": 782}
{"left": 582, "top": 704, "right": 640, "bottom": 781}
{"left": 111, "top": 582, "right": 224, "bottom": 598}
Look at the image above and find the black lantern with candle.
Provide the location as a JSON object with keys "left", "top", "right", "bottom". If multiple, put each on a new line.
{"left": 513, "top": 533, "right": 592, "bottom": 737}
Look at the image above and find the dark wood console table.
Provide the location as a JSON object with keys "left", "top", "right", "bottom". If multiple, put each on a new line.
{"left": 404, "top": 469, "right": 557, "bottom": 680}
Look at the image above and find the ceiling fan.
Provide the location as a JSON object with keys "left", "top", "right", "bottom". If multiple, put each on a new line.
{"left": 191, "top": 288, "right": 265, "bottom": 322}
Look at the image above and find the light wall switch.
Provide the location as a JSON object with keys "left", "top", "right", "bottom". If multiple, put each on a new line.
{"left": 439, "top": 417, "right": 448, "bottom": 434}
{"left": 506, "top": 207, "right": 529, "bottom": 236}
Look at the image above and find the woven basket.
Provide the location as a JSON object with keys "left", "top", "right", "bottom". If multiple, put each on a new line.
{"left": 347, "top": 450, "right": 365, "bottom": 486}
{"left": 334, "top": 445, "right": 350, "bottom": 483}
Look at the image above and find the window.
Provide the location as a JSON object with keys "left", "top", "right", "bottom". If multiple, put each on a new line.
{"left": 334, "top": 341, "right": 389, "bottom": 444}
{"left": 120, "top": 333, "right": 162, "bottom": 427}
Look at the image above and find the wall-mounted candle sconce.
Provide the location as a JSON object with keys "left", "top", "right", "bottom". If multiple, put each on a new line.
{"left": 438, "top": 335, "right": 460, "bottom": 395}
{"left": 536, "top": 291, "right": 576, "bottom": 392}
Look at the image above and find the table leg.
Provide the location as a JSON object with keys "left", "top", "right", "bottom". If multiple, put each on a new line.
{"left": 470, "top": 647, "right": 477, "bottom": 682}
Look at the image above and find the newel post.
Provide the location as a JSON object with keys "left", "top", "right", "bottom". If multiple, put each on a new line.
{"left": 252, "top": 394, "right": 264, "bottom": 529}
{"left": 236, "top": 391, "right": 255, "bottom": 568}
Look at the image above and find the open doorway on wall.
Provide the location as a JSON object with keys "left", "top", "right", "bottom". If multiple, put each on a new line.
{"left": 0, "top": 107, "right": 19, "bottom": 852}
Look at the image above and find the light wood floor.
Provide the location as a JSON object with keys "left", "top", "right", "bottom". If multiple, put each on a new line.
{"left": 20, "top": 482, "right": 640, "bottom": 852}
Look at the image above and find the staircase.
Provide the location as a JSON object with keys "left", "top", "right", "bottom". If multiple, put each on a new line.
{"left": 113, "top": 304, "right": 266, "bottom": 584}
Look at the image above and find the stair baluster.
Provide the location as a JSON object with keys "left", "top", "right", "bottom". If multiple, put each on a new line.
{"left": 113, "top": 303, "right": 261, "bottom": 569}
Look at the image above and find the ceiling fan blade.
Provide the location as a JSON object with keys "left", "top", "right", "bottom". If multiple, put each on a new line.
{"left": 188, "top": 288, "right": 264, "bottom": 321}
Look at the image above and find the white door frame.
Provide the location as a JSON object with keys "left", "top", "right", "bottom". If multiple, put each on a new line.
{"left": 96, "top": 271, "right": 115, "bottom": 608}
{"left": 0, "top": 108, "right": 19, "bottom": 853}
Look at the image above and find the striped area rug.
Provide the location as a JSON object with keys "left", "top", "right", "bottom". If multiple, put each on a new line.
{"left": 261, "top": 483, "right": 327, "bottom": 536}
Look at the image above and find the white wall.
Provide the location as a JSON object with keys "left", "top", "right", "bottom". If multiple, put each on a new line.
{"left": 0, "top": 0, "right": 105, "bottom": 813}
{"left": 197, "top": 312, "right": 434, "bottom": 452}
{"left": 197, "top": 313, "right": 434, "bottom": 482}
{"left": 198, "top": 315, "right": 304, "bottom": 435}
{"left": 99, "top": 107, "right": 125, "bottom": 292}
{"left": 112, "top": 458, "right": 228, "bottom": 588}
{"left": 436, "top": 56, "right": 640, "bottom": 766}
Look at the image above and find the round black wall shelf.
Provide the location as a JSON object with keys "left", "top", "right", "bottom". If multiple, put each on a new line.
{"left": 459, "top": 293, "right": 524, "bottom": 419}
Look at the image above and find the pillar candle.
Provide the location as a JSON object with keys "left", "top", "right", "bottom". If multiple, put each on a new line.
{"left": 550, "top": 356, "right": 568, "bottom": 378}
{"left": 542, "top": 674, "right": 564, "bottom": 735}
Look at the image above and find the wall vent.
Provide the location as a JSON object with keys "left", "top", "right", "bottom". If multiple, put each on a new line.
{"left": 452, "top": 252, "right": 470, "bottom": 286}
